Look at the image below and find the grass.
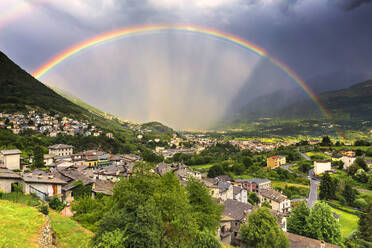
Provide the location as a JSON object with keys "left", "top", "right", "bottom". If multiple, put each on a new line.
{"left": 272, "top": 181, "right": 310, "bottom": 189}
{"left": 49, "top": 210, "right": 93, "bottom": 248}
{"left": 0, "top": 200, "right": 46, "bottom": 248}
{"left": 328, "top": 205, "right": 359, "bottom": 238}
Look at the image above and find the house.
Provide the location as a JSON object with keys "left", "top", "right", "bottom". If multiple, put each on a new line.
{"left": 92, "top": 179, "right": 114, "bottom": 197}
{"left": 236, "top": 178, "right": 271, "bottom": 193}
{"left": 314, "top": 160, "right": 332, "bottom": 175}
{"left": 94, "top": 164, "right": 127, "bottom": 182}
{"left": 0, "top": 149, "right": 22, "bottom": 170}
{"left": 259, "top": 189, "right": 291, "bottom": 213}
{"left": 48, "top": 144, "right": 73, "bottom": 157}
{"left": 218, "top": 199, "right": 254, "bottom": 246}
{"left": 286, "top": 232, "right": 340, "bottom": 248}
{"left": 22, "top": 173, "right": 66, "bottom": 200}
{"left": 340, "top": 149, "right": 356, "bottom": 157}
{"left": 267, "top": 155, "right": 286, "bottom": 168}
{"left": 43, "top": 154, "right": 55, "bottom": 166}
{"left": 153, "top": 163, "right": 172, "bottom": 175}
{"left": 47, "top": 160, "right": 73, "bottom": 169}
{"left": 341, "top": 156, "right": 356, "bottom": 170}
{"left": 0, "top": 168, "right": 22, "bottom": 193}
{"left": 233, "top": 186, "right": 248, "bottom": 203}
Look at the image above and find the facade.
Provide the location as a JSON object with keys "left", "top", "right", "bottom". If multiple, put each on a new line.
{"left": 267, "top": 155, "right": 286, "bottom": 168}
{"left": 233, "top": 186, "right": 248, "bottom": 203}
{"left": 340, "top": 149, "right": 356, "bottom": 157}
{"left": 259, "top": 189, "right": 291, "bottom": 213}
{"left": 0, "top": 149, "right": 22, "bottom": 170}
{"left": 0, "top": 168, "right": 22, "bottom": 193}
{"left": 48, "top": 144, "right": 73, "bottom": 157}
{"left": 236, "top": 178, "right": 271, "bottom": 193}
{"left": 314, "top": 160, "right": 332, "bottom": 175}
{"left": 22, "top": 173, "right": 66, "bottom": 199}
{"left": 341, "top": 156, "right": 356, "bottom": 170}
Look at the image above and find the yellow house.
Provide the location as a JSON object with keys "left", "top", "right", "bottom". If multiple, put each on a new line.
{"left": 267, "top": 156, "right": 286, "bottom": 169}
{"left": 340, "top": 149, "right": 356, "bottom": 157}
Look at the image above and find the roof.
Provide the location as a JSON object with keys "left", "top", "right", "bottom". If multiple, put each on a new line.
{"left": 315, "top": 160, "right": 331, "bottom": 163}
{"left": 48, "top": 144, "right": 73, "bottom": 149}
{"left": 94, "top": 164, "right": 126, "bottom": 176}
{"left": 233, "top": 186, "right": 243, "bottom": 196}
{"left": 260, "top": 189, "right": 288, "bottom": 202}
{"left": 92, "top": 180, "right": 114, "bottom": 195}
{"left": 223, "top": 199, "right": 254, "bottom": 221}
{"left": 22, "top": 173, "right": 66, "bottom": 184}
{"left": 0, "top": 168, "right": 22, "bottom": 179}
{"left": 235, "top": 178, "right": 271, "bottom": 185}
{"left": 57, "top": 167, "right": 95, "bottom": 185}
{"left": 0, "top": 149, "right": 22, "bottom": 155}
{"left": 286, "top": 232, "right": 340, "bottom": 248}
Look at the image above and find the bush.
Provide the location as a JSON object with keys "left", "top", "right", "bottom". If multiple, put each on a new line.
{"left": 0, "top": 191, "right": 4, "bottom": 199}
{"left": 39, "top": 205, "right": 49, "bottom": 215}
{"left": 354, "top": 198, "right": 368, "bottom": 210}
{"left": 48, "top": 196, "right": 65, "bottom": 211}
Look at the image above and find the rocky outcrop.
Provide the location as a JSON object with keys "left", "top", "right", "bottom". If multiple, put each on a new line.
{"left": 38, "top": 217, "right": 56, "bottom": 248}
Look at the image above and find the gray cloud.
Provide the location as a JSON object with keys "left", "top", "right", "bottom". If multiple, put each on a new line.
{"left": 0, "top": 0, "right": 371, "bottom": 129}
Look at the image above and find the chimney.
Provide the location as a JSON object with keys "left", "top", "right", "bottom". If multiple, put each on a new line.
{"left": 320, "top": 241, "right": 325, "bottom": 248}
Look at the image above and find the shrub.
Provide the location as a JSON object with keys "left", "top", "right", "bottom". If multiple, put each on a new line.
{"left": 0, "top": 191, "right": 4, "bottom": 199}
{"left": 39, "top": 205, "right": 49, "bottom": 215}
{"left": 48, "top": 196, "right": 65, "bottom": 211}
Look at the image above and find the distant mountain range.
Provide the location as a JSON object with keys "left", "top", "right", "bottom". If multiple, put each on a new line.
{"left": 226, "top": 79, "right": 372, "bottom": 135}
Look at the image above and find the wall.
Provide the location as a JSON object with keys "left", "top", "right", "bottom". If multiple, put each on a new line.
{"left": 4, "top": 154, "right": 20, "bottom": 170}
{"left": 0, "top": 178, "right": 21, "bottom": 193}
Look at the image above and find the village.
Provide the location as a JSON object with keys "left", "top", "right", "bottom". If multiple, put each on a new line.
{"left": 1, "top": 139, "right": 366, "bottom": 247}
{"left": 0, "top": 111, "right": 111, "bottom": 138}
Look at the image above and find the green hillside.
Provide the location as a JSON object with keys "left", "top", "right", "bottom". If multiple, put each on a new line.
{"left": 0, "top": 200, "right": 46, "bottom": 248}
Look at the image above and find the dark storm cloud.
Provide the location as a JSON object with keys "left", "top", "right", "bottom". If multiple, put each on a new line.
{"left": 0, "top": 0, "right": 371, "bottom": 128}
{"left": 334, "top": 0, "right": 372, "bottom": 10}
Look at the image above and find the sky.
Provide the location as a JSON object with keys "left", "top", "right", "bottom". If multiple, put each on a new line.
{"left": 0, "top": 0, "right": 371, "bottom": 129}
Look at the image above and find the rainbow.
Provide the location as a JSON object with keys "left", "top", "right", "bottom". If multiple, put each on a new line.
{"left": 32, "top": 25, "right": 332, "bottom": 120}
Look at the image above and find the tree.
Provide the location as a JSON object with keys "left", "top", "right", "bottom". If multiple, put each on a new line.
{"left": 94, "top": 229, "right": 128, "bottom": 248}
{"left": 306, "top": 202, "right": 341, "bottom": 245}
{"left": 240, "top": 207, "right": 289, "bottom": 248}
{"left": 331, "top": 160, "right": 344, "bottom": 170}
{"left": 262, "top": 201, "right": 272, "bottom": 209}
{"left": 248, "top": 192, "right": 260, "bottom": 205}
{"left": 207, "top": 165, "right": 224, "bottom": 178}
{"left": 359, "top": 202, "right": 372, "bottom": 242}
{"left": 188, "top": 232, "right": 221, "bottom": 248}
{"left": 287, "top": 202, "right": 310, "bottom": 236}
{"left": 186, "top": 179, "right": 223, "bottom": 233}
{"left": 366, "top": 147, "right": 372, "bottom": 157}
{"left": 232, "top": 163, "right": 245, "bottom": 175}
{"left": 342, "top": 184, "right": 357, "bottom": 206}
{"left": 354, "top": 157, "right": 368, "bottom": 171}
{"left": 319, "top": 172, "right": 337, "bottom": 200}
{"left": 320, "top": 136, "right": 332, "bottom": 146}
{"left": 242, "top": 156, "right": 253, "bottom": 168}
{"left": 32, "top": 145, "right": 44, "bottom": 168}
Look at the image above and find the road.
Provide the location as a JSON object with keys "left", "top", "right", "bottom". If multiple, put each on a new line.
{"left": 307, "top": 168, "right": 320, "bottom": 208}
{"left": 297, "top": 149, "right": 320, "bottom": 208}
{"left": 280, "top": 164, "right": 294, "bottom": 173}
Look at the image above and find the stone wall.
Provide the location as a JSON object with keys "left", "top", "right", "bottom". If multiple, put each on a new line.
{"left": 38, "top": 217, "right": 56, "bottom": 248}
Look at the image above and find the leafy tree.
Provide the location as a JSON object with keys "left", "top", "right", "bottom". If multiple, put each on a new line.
{"left": 331, "top": 160, "right": 344, "bottom": 170}
{"left": 32, "top": 145, "right": 44, "bottom": 168}
{"left": 248, "top": 192, "right": 260, "bottom": 205}
{"left": 207, "top": 165, "right": 224, "bottom": 178}
{"left": 366, "top": 147, "right": 372, "bottom": 157}
{"left": 94, "top": 229, "right": 128, "bottom": 248}
{"left": 359, "top": 202, "right": 372, "bottom": 242}
{"left": 319, "top": 172, "right": 338, "bottom": 200}
{"left": 287, "top": 202, "right": 310, "bottom": 236}
{"left": 320, "top": 136, "right": 332, "bottom": 146}
{"left": 342, "top": 184, "right": 358, "bottom": 205}
{"left": 186, "top": 179, "right": 223, "bottom": 233}
{"left": 141, "top": 149, "right": 163, "bottom": 163}
{"left": 188, "top": 232, "right": 221, "bottom": 248}
{"left": 232, "top": 163, "right": 245, "bottom": 175}
{"left": 298, "top": 161, "right": 312, "bottom": 173}
{"left": 261, "top": 200, "right": 272, "bottom": 209}
{"left": 240, "top": 207, "right": 289, "bottom": 248}
{"left": 354, "top": 198, "right": 368, "bottom": 210}
{"left": 354, "top": 157, "right": 369, "bottom": 171}
{"left": 48, "top": 196, "right": 65, "bottom": 211}
{"left": 355, "top": 169, "right": 369, "bottom": 183}
{"left": 306, "top": 202, "right": 341, "bottom": 245}
{"left": 242, "top": 156, "right": 253, "bottom": 168}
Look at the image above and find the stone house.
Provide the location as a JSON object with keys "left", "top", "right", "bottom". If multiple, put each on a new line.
{"left": 48, "top": 144, "right": 74, "bottom": 157}
{"left": 236, "top": 178, "right": 271, "bottom": 193}
{"left": 233, "top": 186, "right": 248, "bottom": 203}
{"left": 314, "top": 160, "right": 332, "bottom": 175}
{"left": 22, "top": 173, "right": 66, "bottom": 200}
{"left": 0, "top": 149, "right": 22, "bottom": 170}
{"left": 0, "top": 168, "right": 22, "bottom": 193}
{"left": 341, "top": 156, "right": 356, "bottom": 170}
{"left": 259, "top": 189, "right": 291, "bottom": 213}
{"left": 218, "top": 199, "right": 254, "bottom": 246}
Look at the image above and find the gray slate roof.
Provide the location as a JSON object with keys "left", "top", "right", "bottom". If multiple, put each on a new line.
{"left": 0, "top": 168, "right": 22, "bottom": 179}
{"left": 0, "top": 149, "right": 22, "bottom": 155}
{"left": 223, "top": 199, "right": 254, "bottom": 221}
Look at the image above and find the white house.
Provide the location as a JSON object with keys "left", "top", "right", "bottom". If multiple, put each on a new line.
{"left": 22, "top": 173, "right": 66, "bottom": 199}
{"left": 341, "top": 156, "right": 356, "bottom": 170}
{"left": 0, "top": 149, "right": 22, "bottom": 170}
{"left": 48, "top": 144, "right": 73, "bottom": 157}
{"left": 314, "top": 160, "right": 332, "bottom": 175}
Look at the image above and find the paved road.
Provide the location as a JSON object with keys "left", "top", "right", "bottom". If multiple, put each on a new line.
{"left": 297, "top": 149, "right": 320, "bottom": 208}
{"left": 307, "top": 168, "right": 320, "bottom": 208}
{"left": 280, "top": 164, "right": 294, "bottom": 173}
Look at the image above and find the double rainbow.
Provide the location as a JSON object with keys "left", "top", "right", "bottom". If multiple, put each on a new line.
{"left": 32, "top": 25, "right": 332, "bottom": 121}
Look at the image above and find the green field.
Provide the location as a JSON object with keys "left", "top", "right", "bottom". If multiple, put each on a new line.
{"left": 0, "top": 200, "right": 46, "bottom": 248}
{"left": 49, "top": 210, "right": 93, "bottom": 248}
{"left": 328, "top": 206, "right": 359, "bottom": 238}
